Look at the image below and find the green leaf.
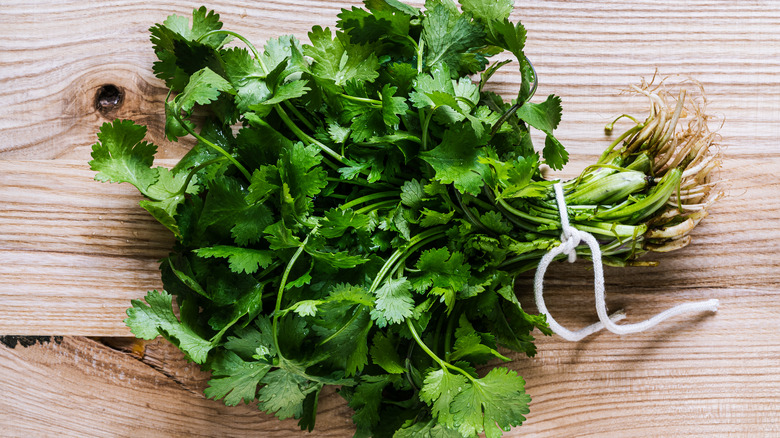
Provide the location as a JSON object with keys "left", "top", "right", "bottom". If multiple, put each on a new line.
{"left": 346, "top": 375, "right": 396, "bottom": 436}
{"left": 264, "top": 221, "right": 303, "bottom": 250}
{"left": 449, "top": 314, "right": 509, "bottom": 363}
{"left": 460, "top": 0, "right": 514, "bottom": 22}
{"left": 163, "top": 6, "right": 229, "bottom": 48}
{"left": 204, "top": 350, "right": 271, "bottom": 406}
{"left": 412, "top": 248, "right": 470, "bottom": 313}
{"left": 149, "top": 7, "right": 229, "bottom": 89}
{"left": 400, "top": 179, "right": 426, "bottom": 210}
{"left": 176, "top": 66, "right": 236, "bottom": 113}
{"left": 422, "top": 1, "right": 486, "bottom": 75}
{"left": 200, "top": 176, "right": 275, "bottom": 245}
{"left": 393, "top": 419, "right": 463, "bottom": 438}
{"left": 370, "top": 332, "right": 405, "bottom": 374}
{"left": 319, "top": 208, "right": 373, "bottom": 239}
{"left": 337, "top": 5, "right": 412, "bottom": 45}
{"left": 89, "top": 120, "right": 158, "bottom": 193}
{"left": 370, "top": 277, "right": 415, "bottom": 327}
{"left": 419, "top": 208, "right": 455, "bottom": 227}
{"left": 420, "top": 368, "right": 468, "bottom": 428}
{"left": 366, "top": 0, "right": 421, "bottom": 17}
{"left": 303, "top": 26, "right": 380, "bottom": 87}
{"left": 516, "top": 94, "right": 562, "bottom": 133}
{"left": 450, "top": 367, "right": 530, "bottom": 438}
{"left": 224, "top": 316, "right": 277, "bottom": 359}
{"left": 290, "top": 300, "right": 321, "bottom": 317}
{"left": 420, "top": 123, "right": 489, "bottom": 196}
{"left": 543, "top": 133, "right": 569, "bottom": 171}
{"left": 194, "top": 246, "right": 274, "bottom": 274}
{"left": 125, "top": 290, "right": 213, "bottom": 364}
{"left": 261, "top": 35, "right": 307, "bottom": 75}
{"left": 381, "top": 84, "right": 409, "bottom": 126}
{"left": 278, "top": 142, "right": 329, "bottom": 220}
{"left": 257, "top": 367, "right": 317, "bottom": 420}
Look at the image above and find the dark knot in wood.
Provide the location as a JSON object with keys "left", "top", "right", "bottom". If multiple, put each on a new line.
{"left": 95, "top": 84, "right": 124, "bottom": 113}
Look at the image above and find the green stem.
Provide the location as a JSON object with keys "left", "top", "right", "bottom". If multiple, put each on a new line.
{"left": 369, "top": 227, "right": 447, "bottom": 294}
{"left": 442, "top": 303, "right": 461, "bottom": 361}
{"left": 198, "top": 29, "right": 266, "bottom": 72}
{"left": 177, "top": 157, "right": 228, "bottom": 196}
{"left": 276, "top": 104, "right": 346, "bottom": 164}
{"left": 169, "top": 106, "right": 252, "bottom": 181}
{"left": 271, "top": 235, "right": 310, "bottom": 360}
{"left": 498, "top": 198, "right": 557, "bottom": 226}
{"left": 340, "top": 191, "right": 400, "bottom": 211}
{"left": 598, "top": 124, "right": 644, "bottom": 164}
{"left": 340, "top": 94, "right": 382, "bottom": 107}
{"left": 421, "top": 108, "right": 437, "bottom": 151}
{"left": 406, "top": 319, "right": 476, "bottom": 381}
{"left": 355, "top": 199, "right": 397, "bottom": 215}
{"left": 416, "top": 37, "right": 425, "bottom": 74}
{"left": 318, "top": 308, "right": 367, "bottom": 346}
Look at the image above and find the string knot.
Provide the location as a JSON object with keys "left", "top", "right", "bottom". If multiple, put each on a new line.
{"left": 533, "top": 181, "right": 718, "bottom": 342}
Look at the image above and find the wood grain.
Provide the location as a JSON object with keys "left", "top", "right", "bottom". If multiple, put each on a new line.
{"left": 1, "top": 0, "right": 779, "bottom": 436}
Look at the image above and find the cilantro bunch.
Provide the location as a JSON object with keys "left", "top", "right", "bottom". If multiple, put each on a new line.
{"left": 89, "top": 1, "right": 721, "bottom": 436}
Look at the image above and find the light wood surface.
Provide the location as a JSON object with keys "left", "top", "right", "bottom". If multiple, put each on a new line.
{"left": 1, "top": 0, "right": 779, "bottom": 436}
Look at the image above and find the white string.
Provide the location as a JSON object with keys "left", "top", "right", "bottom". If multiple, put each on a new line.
{"left": 533, "top": 182, "right": 719, "bottom": 341}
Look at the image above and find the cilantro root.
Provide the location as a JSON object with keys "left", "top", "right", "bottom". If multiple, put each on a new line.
{"left": 89, "top": 2, "right": 721, "bottom": 437}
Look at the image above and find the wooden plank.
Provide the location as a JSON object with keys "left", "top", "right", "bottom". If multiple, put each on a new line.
{"left": 0, "top": 329, "right": 778, "bottom": 437}
{"left": 0, "top": 336, "right": 355, "bottom": 437}
{"left": 1, "top": 0, "right": 779, "bottom": 436}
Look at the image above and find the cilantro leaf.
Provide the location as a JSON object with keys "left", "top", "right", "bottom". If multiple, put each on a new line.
{"left": 176, "top": 67, "right": 236, "bottom": 113}
{"left": 303, "top": 26, "right": 380, "bottom": 87}
{"left": 345, "top": 375, "right": 397, "bottom": 436}
{"left": 370, "top": 332, "right": 405, "bottom": 374}
{"left": 89, "top": 120, "right": 158, "bottom": 193}
{"left": 516, "top": 94, "right": 568, "bottom": 169}
{"left": 516, "top": 94, "right": 562, "bottom": 133}
{"left": 422, "top": 0, "right": 486, "bottom": 75}
{"left": 194, "top": 246, "right": 274, "bottom": 274}
{"left": 420, "top": 368, "right": 469, "bottom": 429}
{"left": 460, "top": 0, "right": 514, "bottom": 22}
{"left": 204, "top": 350, "right": 272, "bottom": 406}
{"left": 125, "top": 290, "right": 213, "bottom": 364}
{"left": 420, "top": 123, "right": 489, "bottom": 196}
{"left": 381, "top": 84, "right": 409, "bottom": 126}
{"left": 370, "top": 277, "right": 415, "bottom": 327}
{"left": 450, "top": 367, "right": 530, "bottom": 438}
{"left": 449, "top": 314, "right": 509, "bottom": 363}
{"left": 257, "top": 367, "right": 318, "bottom": 420}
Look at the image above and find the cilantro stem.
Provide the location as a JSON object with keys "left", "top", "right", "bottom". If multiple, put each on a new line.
{"left": 325, "top": 176, "right": 393, "bottom": 189}
{"left": 198, "top": 29, "right": 264, "bottom": 67}
{"left": 168, "top": 102, "right": 252, "bottom": 181}
{"left": 406, "top": 318, "right": 476, "bottom": 382}
{"left": 176, "top": 157, "right": 227, "bottom": 196}
{"left": 271, "top": 234, "right": 311, "bottom": 360}
{"left": 340, "top": 191, "right": 400, "bottom": 210}
{"left": 275, "top": 105, "right": 347, "bottom": 164}
{"left": 416, "top": 37, "right": 425, "bottom": 74}
{"left": 369, "top": 227, "right": 447, "bottom": 294}
{"left": 598, "top": 123, "right": 644, "bottom": 164}
{"left": 355, "top": 199, "right": 398, "bottom": 215}
{"left": 340, "top": 94, "right": 382, "bottom": 107}
{"left": 420, "top": 108, "right": 436, "bottom": 151}
{"left": 318, "top": 307, "right": 368, "bottom": 346}
{"left": 442, "top": 302, "right": 462, "bottom": 361}
{"left": 497, "top": 198, "right": 557, "bottom": 226}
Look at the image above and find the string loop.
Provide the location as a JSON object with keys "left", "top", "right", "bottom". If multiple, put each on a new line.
{"left": 533, "top": 182, "right": 718, "bottom": 341}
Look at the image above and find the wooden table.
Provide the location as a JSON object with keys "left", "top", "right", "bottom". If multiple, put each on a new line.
{"left": 1, "top": 0, "right": 778, "bottom": 436}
